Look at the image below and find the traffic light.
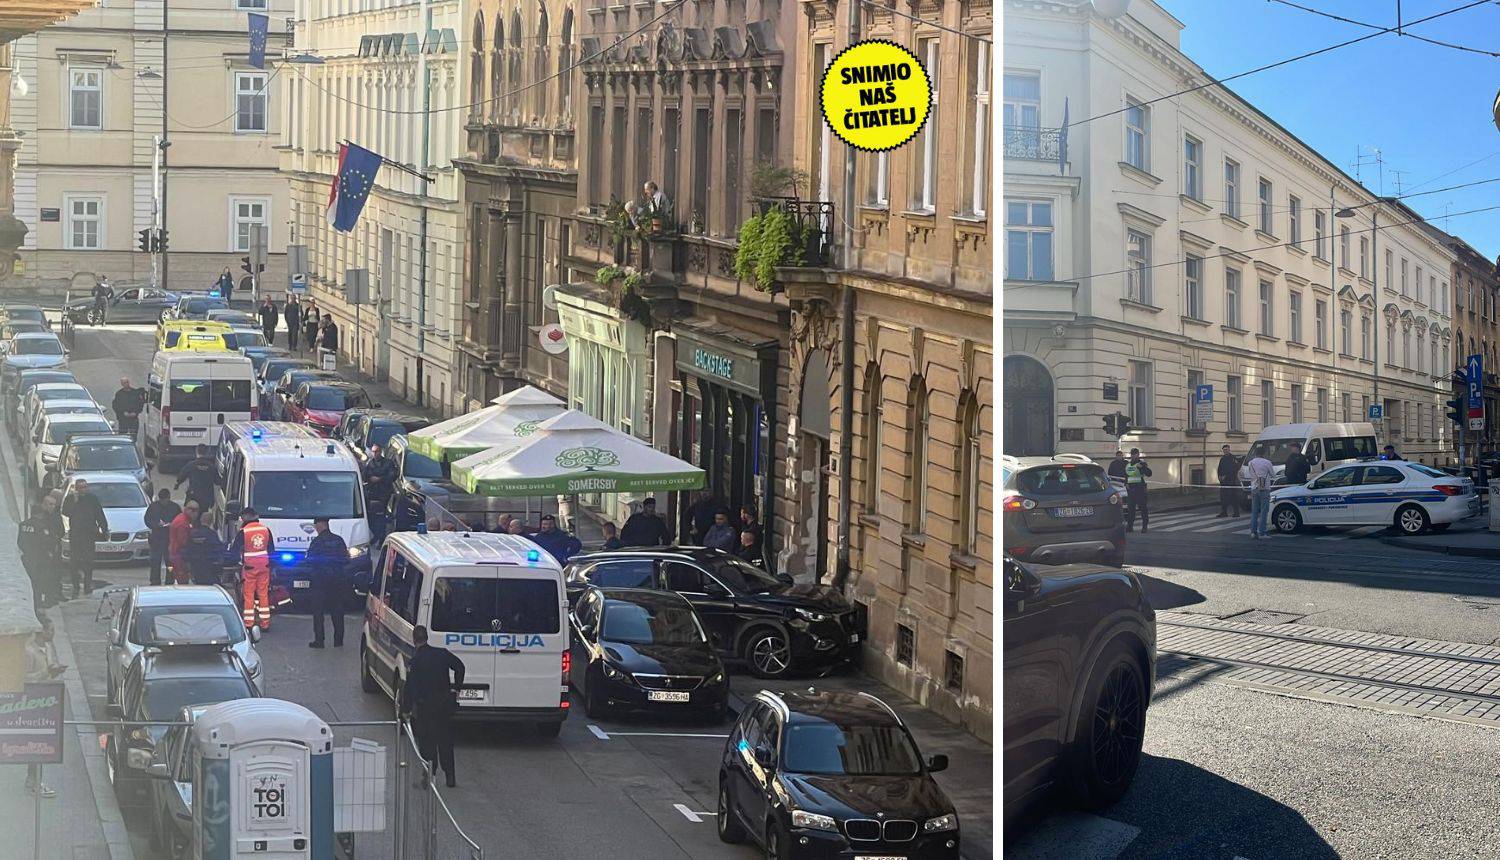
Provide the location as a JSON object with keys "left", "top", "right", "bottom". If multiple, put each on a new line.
{"left": 138, "top": 228, "right": 152, "bottom": 253}
{"left": 1447, "top": 396, "right": 1464, "bottom": 426}
{"left": 1116, "top": 412, "right": 1132, "bottom": 438}
{"left": 241, "top": 256, "right": 253, "bottom": 276}
{"left": 157, "top": 229, "right": 168, "bottom": 253}
{"left": 1103, "top": 413, "right": 1118, "bottom": 436}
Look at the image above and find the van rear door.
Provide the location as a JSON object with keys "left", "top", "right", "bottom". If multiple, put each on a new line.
{"left": 428, "top": 566, "right": 564, "bottom": 710}
{"left": 207, "top": 362, "right": 255, "bottom": 444}
{"left": 163, "top": 359, "right": 216, "bottom": 449}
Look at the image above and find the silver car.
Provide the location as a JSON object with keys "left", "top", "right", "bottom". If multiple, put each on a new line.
{"left": 104, "top": 584, "right": 263, "bottom": 707}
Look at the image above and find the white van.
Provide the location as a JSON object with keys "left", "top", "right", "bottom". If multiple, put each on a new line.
{"left": 143, "top": 352, "right": 258, "bottom": 468}
{"left": 360, "top": 531, "right": 569, "bottom": 737}
{"left": 216, "top": 436, "right": 372, "bottom": 601}
{"left": 1239, "top": 422, "right": 1380, "bottom": 488}
{"left": 214, "top": 420, "right": 320, "bottom": 480}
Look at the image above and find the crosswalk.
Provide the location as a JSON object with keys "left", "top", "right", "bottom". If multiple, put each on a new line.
{"left": 1133, "top": 508, "right": 1388, "bottom": 540}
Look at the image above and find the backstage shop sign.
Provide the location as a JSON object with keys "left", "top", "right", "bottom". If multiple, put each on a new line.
{"left": 820, "top": 39, "right": 933, "bottom": 152}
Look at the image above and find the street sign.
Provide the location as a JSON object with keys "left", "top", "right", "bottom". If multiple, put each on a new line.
{"left": 1192, "top": 384, "right": 1213, "bottom": 424}
{"left": 1368, "top": 404, "right": 1384, "bottom": 421}
{"left": 1468, "top": 354, "right": 1485, "bottom": 431}
{"left": 288, "top": 272, "right": 307, "bottom": 294}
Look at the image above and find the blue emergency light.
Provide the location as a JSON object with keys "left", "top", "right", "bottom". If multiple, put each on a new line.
{"left": 251, "top": 428, "right": 263, "bottom": 441}
{"left": 280, "top": 552, "right": 295, "bottom": 563}
{"left": 526, "top": 549, "right": 541, "bottom": 563}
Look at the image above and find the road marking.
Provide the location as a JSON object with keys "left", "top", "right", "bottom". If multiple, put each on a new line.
{"left": 606, "top": 731, "right": 731, "bottom": 739}
{"left": 673, "top": 804, "right": 711, "bottom": 823}
{"left": 587, "top": 723, "right": 610, "bottom": 740}
{"left": 1008, "top": 810, "right": 1141, "bottom": 859}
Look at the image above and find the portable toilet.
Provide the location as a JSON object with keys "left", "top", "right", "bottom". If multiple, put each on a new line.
{"left": 190, "top": 698, "right": 334, "bottom": 859}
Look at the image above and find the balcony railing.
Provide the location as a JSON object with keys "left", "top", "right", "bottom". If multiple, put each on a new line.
{"left": 1004, "top": 125, "right": 1062, "bottom": 162}
{"left": 756, "top": 196, "right": 836, "bottom": 268}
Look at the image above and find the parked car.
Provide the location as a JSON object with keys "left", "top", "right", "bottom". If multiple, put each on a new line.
{"left": 5, "top": 369, "right": 76, "bottom": 427}
{"left": 17, "top": 381, "right": 92, "bottom": 439}
{"left": 564, "top": 547, "right": 862, "bottom": 679}
{"left": 0, "top": 319, "right": 46, "bottom": 348}
{"left": 104, "top": 584, "right": 263, "bottom": 706}
{"left": 59, "top": 472, "right": 154, "bottom": 564}
{"left": 162, "top": 293, "right": 229, "bottom": 323}
{"left": 385, "top": 432, "right": 512, "bottom": 532}
{"left": 1002, "top": 556, "right": 1156, "bottom": 827}
{"left": 240, "top": 345, "right": 289, "bottom": 376}
{"left": 65, "top": 286, "right": 177, "bottom": 325}
{"left": 256, "top": 356, "right": 314, "bottom": 404}
{"left": 43, "top": 434, "right": 150, "bottom": 497}
{"left": 339, "top": 409, "right": 429, "bottom": 463}
{"left": 0, "top": 332, "right": 68, "bottom": 392}
{"left": 569, "top": 586, "right": 729, "bottom": 720}
{"left": 1269, "top": 459, "right": 1480, "bottom": 536}
{"left": 30, "top": 413, "right": 113, "bottom": 490}
{"left": 283, "top": 381, "right": 375, "bottom": 436}
{"left": 1001, "top": 454, "right": 1125, "bottom": 568}
{"left": 269, "top": 368, "right": 340, "bottom": 420}
{"left": 1, "top": 304, "right": 49, "bottom": 329}
{"left": 204, "top": 309, "right": 258, "bottom": 328}
{"left": 155, "top": 320, "right": 234, "bottom": 353}
{"left": 146, "top": 705, "right": 208, "bottom": 858}
{"left": 717, "top": 688, "right": 960, "bottom": 859}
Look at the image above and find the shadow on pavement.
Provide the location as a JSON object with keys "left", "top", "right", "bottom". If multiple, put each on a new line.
{"left": 1133, "top": 573, "right": 1205, "bottom": 612}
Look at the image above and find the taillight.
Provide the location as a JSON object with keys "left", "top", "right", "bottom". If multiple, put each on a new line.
{"left": 560, "top": 651, "right": 571, "bottom": 709}
{"left": 1003, "top": 497, "right": 1037, "bottom": 512}
{"left": 250, "top": 405, "right": 259, "bottom": 420}
{"left": 161, "top": 406, "right": 171, "bottom": 428}
{"left": 1434, "top": 484, "right": 1465, "bottom": 496}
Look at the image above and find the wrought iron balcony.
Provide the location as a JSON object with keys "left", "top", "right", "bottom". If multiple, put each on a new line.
{"left": 1004, "top": 125, "right": 1063, "bottom": 161}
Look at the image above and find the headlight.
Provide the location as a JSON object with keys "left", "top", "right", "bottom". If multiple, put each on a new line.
{"left": 134, "top": 530, "right": 151, "bottom": 540}
{"left": 923, "top": 813, "right": 958, "bottom": 833}
{"left": 794, "top": 607, "right": 829, "bottom": 623}
{"left": 602, "top": 663, "right": 628, "bottom": 682}
{"left": 790, "top": 810, "right": 838, "bottom": 832}
{"left": 347, "top": 543, "right": 367, "bottom": 558}
{"left": 707, "top": 671, "right": 725, "bottom": 685}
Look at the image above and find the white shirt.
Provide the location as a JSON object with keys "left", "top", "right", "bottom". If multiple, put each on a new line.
{"left": 1246, "top": 456, "right": 1275, "bottom": 490}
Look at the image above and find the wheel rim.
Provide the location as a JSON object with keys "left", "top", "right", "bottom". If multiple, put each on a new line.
{"left": 106, "top": 742, "right": 117, "bottom": 785}
{"left": 1090, "top": 663, "right": 1144, "bottom": 787}
{"left": 1401, "top": 509, "right": 1424, "bottom": 533}
{"left": 1275, "top": 509, "right": 1297, "bottom": 531}
{"left": 717, "top": 785, "right": 729, "bottom": 834}
{"left": 751, "top": 634, "right": 790, "bottom": 675}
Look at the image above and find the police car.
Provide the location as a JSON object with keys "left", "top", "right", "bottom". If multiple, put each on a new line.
{"left": 1269, "top": 459, "right": 1479, "bottom": 535}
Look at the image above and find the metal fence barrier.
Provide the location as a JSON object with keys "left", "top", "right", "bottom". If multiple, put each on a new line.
{"left": 398, "top": 718, "right": 483, "bottom": 860}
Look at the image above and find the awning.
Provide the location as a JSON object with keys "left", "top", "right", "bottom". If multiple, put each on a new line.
{"left": 406, "top": 385, "right": 566, "bottom": 462}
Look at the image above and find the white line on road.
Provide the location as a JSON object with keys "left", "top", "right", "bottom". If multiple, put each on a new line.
{"left": 673, "top": 804, "right": 712, "bottom": 823}
{"left": 587, "top": 723, "right": 610, "bottom": 740}
{"left": 607, "top": 731, "right": 731, "bottom": 739}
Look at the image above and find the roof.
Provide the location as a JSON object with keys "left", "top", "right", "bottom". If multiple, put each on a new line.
{"left": 32, "top": 382, "right": 87, "bottom": 393}
{"left": 573, "top": 546, "right": 732, "bottom": 564}
{"left": 133, "top": 585, "right": 238, "bottom": 608}
{"left": 768, "top": 689, "right": 904, "bottom": 728}
{"left": 235, "top": 436, "right": 359, "bottom": 468}
{"left": 138, "top": 649, "right": 249, "bottom": 682}
{"left": 302, "top": 380, "right": 366, "bottom": 392}
{"left": 68, "top": 471, "right": 144, "bottom": 485}
{"left": 386, "top": 531, "right": 564, "bottom": 571}
{"left": 193, "top": 699, "right": 329, "bottom": 755}
{"left": 160, "top": 320, "right": 232, "bottom": 332}
{"left": 223, "top": 420, "right": 320, "bottom": 439}
{"left": 61, "top": 434, "right": 134, "bottom": 447}
{"left": 45, "top": 413, "right": 110, "bottom": 426}
{"left": 13, "top": 332, "right": 60, "bottom": 342}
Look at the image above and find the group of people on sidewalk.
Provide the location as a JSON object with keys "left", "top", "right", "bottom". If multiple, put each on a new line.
{"left": 19, "top": 479, "right": 110, "bottom": 607}
{"left": 1216, "top": 442, "right": 1403, "bottom": 538}
{"left": 252, "top": 294, "right": 340, "bottom": 356}
{"left": 600, "top": 492, "right": 768, "bottom": 567}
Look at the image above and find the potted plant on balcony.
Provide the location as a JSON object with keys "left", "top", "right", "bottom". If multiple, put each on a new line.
{"left": 733, "top": 207, "right": 808, "bottom": 293}
{"left": 595, "top": 264, "right": 652, "bottom": 324}
{"left": 748, "top": 163, "right": 809, "bottom": 215}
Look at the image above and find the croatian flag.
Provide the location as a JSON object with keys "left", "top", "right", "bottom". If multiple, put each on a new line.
{"left": 247, "top": 13, "right": 269, "bottom": 69}
{"left": 327, "top": 142, "right": 382, "bottom": 233}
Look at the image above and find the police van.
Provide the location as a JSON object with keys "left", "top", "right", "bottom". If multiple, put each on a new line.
{"left": 144, "top": 351, "right": 258, "bottom": 469}
{"left": 215, "top": 420, "right": 320, "bottom": 480}
{"left": 215, "top": 435, "right": 372, "bottom": 601}
{"left": 360, "top": 531, "right": 570, "bottom": 737}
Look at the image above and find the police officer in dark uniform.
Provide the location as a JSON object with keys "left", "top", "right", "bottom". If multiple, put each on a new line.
{"left": 183, "top": 519, "right": 227, "bottom": 587}
{"left": 18, "top": 500, "right": 57, "bottom": 608}
{"left": 174, "top": 445, "right": 218, "bottom": 511}
{"left": 399, "top": 625, "right": 464, "bottom": 788}
{"left": 305, "top": 516, "right": 349, "bottom": 648}
{"left": 361, "top": 444, "right": 398, "bottom": 544}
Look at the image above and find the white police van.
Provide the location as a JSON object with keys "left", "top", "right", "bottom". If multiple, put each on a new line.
{"left": 359, "top": 531, "right": 570, "bottom": 737}
{"left": 215, "top": 435, "right": 371, "bottom": 600}
{"left": 214, "top": 420, "right": 320, "bottom": 480}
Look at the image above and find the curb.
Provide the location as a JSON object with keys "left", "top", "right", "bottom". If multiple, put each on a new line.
{"left": 1377, "top": 532, "right": 1500, "bottom": 559}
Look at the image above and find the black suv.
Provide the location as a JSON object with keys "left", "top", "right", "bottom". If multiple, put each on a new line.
{"left": 1001, "top": 454, "right": 1125, "bottom": 567}
{"left": 718, "top": 689, "right": 960, "bottom": 859}
{"left": 564, "top": 547, "right": 864, "bottom": 679}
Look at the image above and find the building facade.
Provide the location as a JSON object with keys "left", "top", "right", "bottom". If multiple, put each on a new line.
{"left": 281, "top": 0, "right": 467, "bottom": 415}
{"left": 1444, "top": 234, "right": 1500, "bottom": 453}
{"left": 1004, "top": 0, "right": 1456, "bottom": 480}
{"left": 10, "top": 0, "right": 290, "bottom": 294}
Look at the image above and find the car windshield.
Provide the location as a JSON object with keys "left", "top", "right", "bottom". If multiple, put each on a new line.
{"left": 170, "top": 379, "right": 251, "bottom": 412}
{"left": 782, "top": 723, "right": 924, "bottom": 776}
{"left": 1017, "top": 464, "right": 1108, "bottom": 496}
{"left": 19, "top": 373, "right": 73, "bottom": 391}
{"left": 13, "top": 338, "right": 62, "bottom": 356}
{"left": 263, "top": 360, "right": 310, "bottom": 382}
{"left": 84, "top": 482, "right": 147, "bottom": 508}
{"left": 7, "top": 309, "right": 44, "bottom": 322}
{"left": 601, "top": 600, "right": 706, "bottom": 646}
{"left": 36, "top": 386, "right": 86, "bottom": 401}
{"left": 401, "top": 448, "right": 443, "bottom": 479}
{"left": 46, "top": 420, "right": 110, "bottom": 444}
{"left": 703, "top": 555, "right": 784, "bottom": 593}
{"left": 74, "top": 443, "right": 142, "bottom": 471}
{"left": 227, "top": 331, "right": 266, "bottom": 349}
{"left": 1408, "top": 463, "right": 1448, "bottom": 479}
{"left": 141, "top": 677, "right": 252, "bottom": 721}
{"left": 368, "top": 422, "right": 417, "bottom": 449}
{"left": 428, "top": 577, "right": 561, "bottom": 634}
{"left": 249, "top": 471, "right": 363, "bottom": 519}
{"left": 306, "top": 387, "right": 369, "bottom": 411}
{"left": 131, "top": 606, "right": 244, "bottom": 646}
{"left": 1246, "top": 438, "right": 1305, "bottom": 465}
{"left": 186, "top": 299, "right": 226, "bottom": 314}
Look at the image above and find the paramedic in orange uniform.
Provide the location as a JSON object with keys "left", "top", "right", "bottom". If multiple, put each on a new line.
{"left": 230, "top": 507, "right": 276, "bottom": 630}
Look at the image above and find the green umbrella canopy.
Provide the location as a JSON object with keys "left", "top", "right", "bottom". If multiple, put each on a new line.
{"left": 406, "top": 385, "right": 566, "bottom": 462}
{"left": 451, "top": 410, "right": 706, "bottom": 497}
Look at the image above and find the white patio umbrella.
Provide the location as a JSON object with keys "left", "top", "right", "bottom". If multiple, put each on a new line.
{"left": 405, "top": 385, "right": 566, "bottom": 463}
{"left": 450, "top": 410, "right": 706, "bottom": 497}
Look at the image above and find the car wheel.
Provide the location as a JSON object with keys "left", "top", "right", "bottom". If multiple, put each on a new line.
{"left": 716, "top": 778, "right": 746, "bottom": 844}
{"left": 535, "top": 721, "right": 562, "bottom": 739}
{"left": 1272, "top": 504, "right": 1303, "bottom": 533}
{"left": 1396, "top": 504, "right": 1430, "bottom": 535}
{"left": 360, "top": 642, "right": 379, "bottom": 694}
{"left": 582, "top": 670, "right": 608, "bottom": 718}
{"left": 106, "top": 738, "right": 133, "bottom": 799}
{"left": 764, "top": 820, "right": 789, "bottom": 860}
{"left": 1067, "top": 639, "right": 1148, "bottom": 810}
{"left": 744, "top": 629, "right": 793, "bottom": 679}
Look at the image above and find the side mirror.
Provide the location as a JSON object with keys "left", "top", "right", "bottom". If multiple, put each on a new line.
{"left": 248, "top": 625, "right": 262, "bottom": 644}
{"left": 146, "top": 761, "right": 172, "bottom": 780}
{"left": 107, "top": 627, "right": 119, "bottom": 644}
{"left": 926, "top": 754, "right": 949, "bottom": 773}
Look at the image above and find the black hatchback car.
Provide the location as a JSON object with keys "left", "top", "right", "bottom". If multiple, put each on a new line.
{"left": 718, "top": 689, "right": 960, "bottom": 859}
{"left": 569, "top": 586, "right": 729, "bottom": 720}
{"left": 565, "top": 548, "right": 865, "bottom": 679}
{"left": 1002, "top": 556, "right": 1156, "bottom": 828}
{"left": 1002, "top": 454, "right": 1125, "bottom": 567}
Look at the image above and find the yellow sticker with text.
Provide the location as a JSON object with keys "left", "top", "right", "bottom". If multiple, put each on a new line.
{"left": 820, "top": 39, "right": 933, "bottom": 153}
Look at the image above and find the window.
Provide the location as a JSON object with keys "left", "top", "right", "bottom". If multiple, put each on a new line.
{"left": 1361, "top": 314, "right": 1371, "bottom": 359}
{"left": 1224, "top": 159, "right": 1240, "bottom": 219}
{"left": 1225, "top": 267, "right": 1241, "bottom": 329}
{"left": 1291, "top": 383, "right": 1303, "bottom": 423}
{"left": 896, "top": 624, "right": 915, "bottom": 666}
{"left": 636, "top": 107, "right": 653, "bottom": 201}
{"left": 1359, "top": 237, "right": 1369, "bottom": 278}
{"left": 1314, "top": 209, "right": 1327, "bottom": 259}
{"left": 1258, "top": 178, "right": 1273, "bottom": 233}
{"left": 863, "top": 366, "right": 882, "bottom": 510}
{"left": 588, "top": 105, "right": 605, "bottom": 204}
{"left": 866, "top": 151, "right": 890, "bottom": 206}
{"left": 236, "top": 0, "right": 268, "bottom": 8}
{"left": 1129, "top": 360, "right": 1153, "bottom": 427}
{"left": 1430, "top": 276, "right": 1438, "bottom": 310}
{"left": 1289, "top": 196, "right": 1301, "bottom": 247}
{"left": 1403, "top": 327, "right": 1411, "bottom": 368}
{"left": 1415, "top": 265, "right": 1424, "bottom": 303}
{"left": 1289, "top": 291, "right": 1302, "bottom": 343}
{"left": 1124, "top": 97, "right": 1148, "bottom": 171}
{"left": 945, "top": 650, "right": 964, "bottom": 693}
{"left": 1385, "top": 321, "right": 1396, "bottom": 366}
{"left": 1187, "top": 369, "right": 1206, "bottom": 431}
{"left": 1401, "top": 258, "right": 1409, "bottom": 296}
{"left": 1315, "top": 299, "right": 1327, "bottom": 349}
{"left": 68, "top": 66, "right": 101, "bottom": 129}
{"left": 968, "top": 42, "right": 990, "bottom": 216}
{"left": 1004, "top": 200, "right": 1053, "bottom": 281}
{"left": 64, "top": 195, "right": 102, "bottom": 250}
{"left": 1417, "top": 331, "right": 1426, "bottom": 374}
{"left": 1228, "top": 375, "right": 1242, "bottom": 431}
{"left": 957, "top": 393, "right": 981, "bottom": 555}
{"left": 1342, "top": 392, "right": 1352, "bottom": 423}
{"left": 1385, "top": 250, "right": 1392, "bottom": 289}
{"left": 723, "top": 108, "right": 741, "bottom": 229}
{"left": 1432, "top": 338, "right": 1440, "bottom": 375}
{"left": 1184, "top": 135, "right": 1202, "bottom": 200}
{"left": 1441, "top": 281, "right": 1448, "bottom": 314}
{"left": 1340, "top": 308, "right": 1352, "bottom": 354}
{"left": 911, "top": 38, "right": 940, "bottom": 211}
{"left": 692, "top": 107, "right": 710, "bottom": 223}
{"left": 1259, "top": 279, "right": 1274, "bottom": 335}
{"left": 1185, "top": 254, "right": 1203, "bottom": 320}
{"left": 1261, "top": 379, "right": 1275, "bottom": 427}
{"left": 234, "top": 72, "right": 268, "bottom": 133}
{"left": 907, "top": 380, "right": 930, "bottom": 530}
{"left": 1126, "top": 230, "right": 1151, "bottom": 304}
{"left": 1362, "top": 395, "right": 1371, "bottom": 422}
{"left": 1339, "top": 226, "right": 1350, "bottom": 270}
{"left": 229, "top": 197, "right": 269, "bottom": 253}
{"left": 1002, "top": 71, "right": 1040, "bottom": 138}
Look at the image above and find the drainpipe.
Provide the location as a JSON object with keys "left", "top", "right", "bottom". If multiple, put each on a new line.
{"left": 416, "top": 0, "right": 432, "bottom": 407}
{"left": 833, "top": 0, "right": 859, "bottom": 590}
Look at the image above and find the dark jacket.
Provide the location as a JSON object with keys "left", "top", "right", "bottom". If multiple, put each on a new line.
{"left": 399, "top": 645, "right": 465, "bottom": 715}
{"left": 619, "top": 511, "right": 670, "bottom": 547}
{"left": 17, "top": 514, "right": 52, "bottom": 560}
{"left": 258, "top": 303, "right": 279, "bottom": 328}
{"left": 703, "top": 523, "right": 738, "bottom": 553}
{"left": 685, "top": 498, "right": 721, "bottom": 543}
{"left": 217, "top": 273, "right": 233, "bottom": 293}
{"left": 320, "top": 321, "right": 338, "bottom": 351}
{"left": 735, "top": 543, "right": 765, "bottom": 568}
{"left": 602, "top": 537, "right": 623, "bottom": 550}
{"left": 362, "top": 455, "right": 399, "bottom": 502}
{"left": 1284, "top": 451, "right": 1311, "bottom": 484}
{"left": 184, "top": 524, "right": 226, "bottom": 584}
{"left": 1216, "top": 454, "right": 1241, "bottom": 486}
{"left": 62, "top": 492, "right": 109, "bottom": 542}
{"left": 111, "top": 386, "right": 146, "bottom": 420}
{"left": 284, "top": 301, "right": 302, "bottom": 328}
{"left": 1107, "top": 458, "right": 1128, "bottom": 480}
{"left": 175, "top": 457, "right": 217, "bottom": 502}
{"left": 530, "top": 528, "right": 582, "bottom": 564}
{"left": 144, "top": 499, "right": 181, "bottom": 546}
{"left": 305, "top": 529, "right": 349, "bottom": 580}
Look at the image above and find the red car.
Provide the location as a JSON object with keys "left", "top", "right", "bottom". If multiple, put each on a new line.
{"left": 284, "top": 381, "right": 375, "bottom": 436}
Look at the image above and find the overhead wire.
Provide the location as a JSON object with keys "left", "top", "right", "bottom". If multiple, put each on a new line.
{"left": 1266, "top": 0, "right": 1500, "bottom": 58}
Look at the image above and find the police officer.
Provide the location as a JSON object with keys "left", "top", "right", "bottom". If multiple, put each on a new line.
{"left": 230, "top": 507, "right": 275, "bottom": 630}
{"left": 174, "top": 445, "right": 217, "bottom": 511}
{"left": 18, "top": 499, "right": 57, "bottom": 608}
{"left": 63, "top": 478, "right": 108, "bottom": 597}
{"left": 361, "top": 444, "right": 398, "bottom": 544}
{"left": 305, "top": 516, "right": 349, "bottom": 648}
{"left": 399, "top": 625, "right": 464, "bottom": 788}
{"left": 143, "top": 489, "right": 180, "bottom": 586}
{"left": 184, "top": 517, "right": 227, "bottom": 587}
{"left": 1123, "top": 448, "right": 1153, "bottom": 533}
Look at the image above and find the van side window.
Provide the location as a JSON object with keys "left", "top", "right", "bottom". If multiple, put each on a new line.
{"left": 385, "top": 553, "right": 415, "bottom": 621}
{"left": 370, "top": 547, "right": 391, "bottom": 598}
{"left": 403, "top": 565, "right": 425, "bottom": 624}
{"left": 148, "top": 379, "right": 162, "bottom": 408}
{"left": 1306, "top": 438, "right": 1322, "bottom": 464}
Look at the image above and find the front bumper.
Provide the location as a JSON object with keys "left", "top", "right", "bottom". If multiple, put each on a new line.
{"left": 783, "top": 826, "right": 961, "bottom": 860}
{"left": 451, "top": 703, "right": 568, "bottom": 723}
{"left": 594, "top": 674, "right": 728, "bottom": 715}
{"left": 790, "top": 609, "right": 868, "bottom": 669}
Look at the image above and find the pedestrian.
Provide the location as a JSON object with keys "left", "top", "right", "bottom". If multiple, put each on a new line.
{"left": 216, "top": 269, "right": 234, "bottom": 303}
{"left": 703, "top": 511, "right": 738, "bottom": 552}
{"left": 144, "top": 488, "right": 181, "bottom": 586}
{"left": 284, "top": 295, "right": 303, "bottom": 351}
{"left": 18, "top": 499, "right": 57, "bottom": 608}
{"left": 184, "top": 517, "right": 227, "bottom": 586}
{"left": 399, "top": 625, "right": 464, "bottom": 789}
{"left": 507, "top": 518, "right": 528, "bottom": 536}
{"left": 1284, "top": 447, "right": 1311, "bottom": 485}
{"left": 619, "top": 497, "right": 670, "bottom": 546}
{"left": 492, "top": 513, "right": 514, "bottom": 534}
{"left": 735, "top": 529, "right": 765, "bottom": 568}
{"left": 23, "top": 620, "right": 64, "bottom": 799}
{"left": 62, "top": 478, "right": 108, "bottom": 596}
{"left": 305, "top": 515, "right": 351, "bottom": 648}
{"left": 230, "top": 507, "right": 275, "bottom": 630}
{"left": 258, "top": 296, "right": 279, "bottom": 345}
{"left": 320, "top": 314, "right": 339, "bottom": 353}
{"left": 1107, "top": 449, "right": 1127, "bottom": 483}
{"left": 1123, "top": 448, "right": 1152, "bottom": 533}
{"left": 111, "top": 377, "right": 145, "bottom": 437}
{"left": 168, "top": 500, "right": 201, "bottom": 585}
{"left": 530, "top": 514, "right": 581, "bottom": 564}
{"left": 684, "top": 491, "right": 720, "bottom": 545}
{"left": 303, "top": 308, "right": 320, "bottom": 355}
{"left": 1381, "top": 444, "right": 1403, "bottom": 461}
{"left": 90, "top": 277, "right": 113, "bottom": 323}
{"left": 738, "top": 503, "right": 762, "bottom": 550}
{"left": 600, "top": 522, "right": 623, "bottom": 550}
{"left": 1216, "top": 445, "right": 1243, "bottom": 518}
{"left": 175, "top": 445, "right": 217, "bottom": 510}
{"left": 362, "top": 443, "right": 398, "bottom": 544}
{"left": 1246, "top": 451, "right": 1276, "bottom": 539}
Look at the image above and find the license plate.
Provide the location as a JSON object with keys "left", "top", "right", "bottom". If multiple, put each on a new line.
{"left": 646, "top": 690, "right": 691, "bottom": 703}
{"left": 848, "top": 633, "right": 860, "bottom": 644}
{"left": 456, "top": 688, "right": 484, "bottom": 701}
{"left": 176, "top": 427, "right": 205, "bottom": 434}
{"left": 1054, "top": 506, "right": 1095, "bottom": 518}
{"left": 292, "top": 580, "right": 310, "bottom": 589}
{"left": 855, "top": 856, "right": 906, "bottom": 860}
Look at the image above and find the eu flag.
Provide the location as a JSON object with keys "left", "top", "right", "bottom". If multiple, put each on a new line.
{"left": 326, "top": 143, "right": 382, "bottom": 233}
{"left": 248, "top": 13, "right": 269, "bottom": 70}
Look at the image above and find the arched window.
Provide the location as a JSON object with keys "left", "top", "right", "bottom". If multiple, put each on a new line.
{"left": 559, "top": 7, "right": 574, "bottom": 118}
{"left": 907, "top": 378, "right": 930, "bottom": 531}
{"left": 957, "top": 391, "right": 982, "bottom": 556}
{"left": 491, "top": 17, "right": 505, "bottom": 122}
{"left": 509, "top": 10, "right": 524, "bottom": 119}
{"left": 863, "top": 364, "right": 883, "bottom": 514}
{"left": 470, "top": 13, "right": 486, "bottom": 123}
{"left": 535, "top": 5, "right": 550, "bottom": 117}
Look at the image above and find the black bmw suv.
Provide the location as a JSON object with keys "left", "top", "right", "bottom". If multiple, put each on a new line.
{"left": 718, "top": 689, "right": 960, "bottom": 859}
{"left": 565, "top": 548, "right": 865, "bottom": 678}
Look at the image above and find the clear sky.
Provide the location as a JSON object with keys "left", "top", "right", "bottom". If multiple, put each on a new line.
{"left": 1159, "top": 0, "right": 1500, "bottom": 260}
